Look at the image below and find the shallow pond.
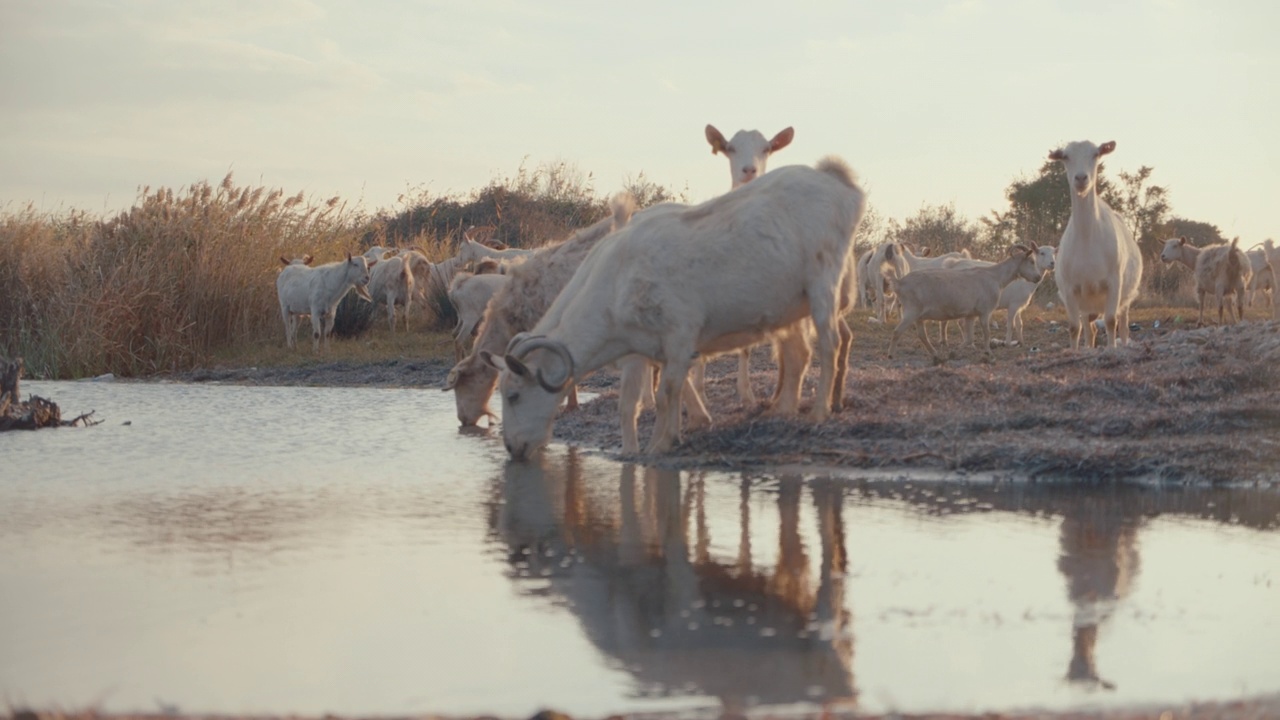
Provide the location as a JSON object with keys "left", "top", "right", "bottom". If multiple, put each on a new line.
{"left": 2, "top": 381, "right": 1278, "bottom": 718}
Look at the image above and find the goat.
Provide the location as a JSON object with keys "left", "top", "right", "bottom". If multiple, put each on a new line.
{"left": 363, "top": 246, "right": 394, "bottom": 264}
{"left": 456, "top": 237, "right": 535, "bottom": 270}
{"left": 704, "top": 123, "right": 797, "bottom": 405}
{"left": 1049, "top": 140, "right": 1143, "bottom": 349}
{"left": 1244, "top": 246, "right": 1275, "bottom": 308}
{"left": 887, "top": 243, "right": 1045, "bottom": 364}
{"left": 1159, "top": 236, "right": 1251, "bottom": 326}
{"left": 448, "top": 271, "right": 510, "bottom": 361}
{"left": 444, "top": 195, "right": 638, "bottom": 427}
{"left": 1263, "top": 240, "right": 1280, "bottom": 321}
{"left": 487, "top": 157, "right": 866, "bottom": 460}
{"left": 367, "top": 250, "right": 430, "bottom": 332}
{"left": 936, "top": 244, "right": 1058, "bottom": 347}
{"left": 276, "top": 253, "right": 375, "bottom": 351}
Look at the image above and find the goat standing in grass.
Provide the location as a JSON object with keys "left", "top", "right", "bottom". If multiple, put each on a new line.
{"left": 1050, "top": 140, "right": 1143, "bottom": 349}
{"left": 276, "top": 253, "right": 376, "bottom": 351}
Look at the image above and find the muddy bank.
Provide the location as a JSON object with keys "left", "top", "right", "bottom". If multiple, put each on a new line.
{"left": 174, "top": 320, "right": 1280, "bottom": 484}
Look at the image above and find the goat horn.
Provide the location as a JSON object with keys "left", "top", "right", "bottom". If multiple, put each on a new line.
{"left": 510, "top": 336, "right": 575, "bottom": 393}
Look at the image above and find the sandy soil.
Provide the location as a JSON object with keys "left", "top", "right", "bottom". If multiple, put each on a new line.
{"left": 172, "top": 314, "right": 1280, "bottom": 484}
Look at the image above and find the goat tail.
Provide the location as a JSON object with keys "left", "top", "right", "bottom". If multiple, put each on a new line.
{"left": 609, "top": 191, "right": 638, "bottom": 232}
{"left": 816, "top": 155, "right": 859, "bottom": 188}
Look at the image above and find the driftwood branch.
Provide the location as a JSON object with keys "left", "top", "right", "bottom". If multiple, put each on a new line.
{"left": 0, "top": 356, "right": 99, "bottom": 431}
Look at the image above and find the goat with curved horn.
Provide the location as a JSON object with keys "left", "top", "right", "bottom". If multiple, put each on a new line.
{"left": 505, "top": 334, "right": 575, "bottom": 394}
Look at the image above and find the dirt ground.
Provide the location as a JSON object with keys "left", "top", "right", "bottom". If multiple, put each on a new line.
{"left": 172, "top": 308, "right": 1280, "bottom": 484}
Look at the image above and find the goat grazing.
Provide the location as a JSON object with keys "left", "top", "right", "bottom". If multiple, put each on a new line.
{"left": 887, "top": 243, "right": 1045, "bottom": 364}
{"left": 488, "top": 157, "right": 866, "bottom": 460}
{"left": 1159, "top": 236, "right": 1251, "bottom": 326}
{"left": 444, "top": 195, "right": 638, "bottom": 427}
{"left": 1050, "top": 140, "right": 1143, "bottom": 349}
{"left": 276, "top": 253, "right": 376, "bottom": 351}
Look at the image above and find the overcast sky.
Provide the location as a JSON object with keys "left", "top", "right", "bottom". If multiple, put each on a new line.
{"left": 2, "top": 0, "right": 1277, "bottom": 241}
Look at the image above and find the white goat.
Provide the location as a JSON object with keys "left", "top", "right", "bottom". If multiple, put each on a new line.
{"left": 487, "top": 158, "right": 866, "bottom": 459}
{"left": 887, "top": 243, "right": 1045, "bottom": 364}
{"left": 448, "top": 271, "right": 510, "bottom": 361}
{"left": 1159, "top": 236, "right": 1251, "bottom": 326}
{"left": 276, "top": 253, "right": 375, "bottom": 351}
{"left": 367, "top": 249, "right": 430, "bottom": 332}
{"left": 704, "top": 123, "right": 797, "bottom": 405}
{"left": 1244, "top": 246, "right": 1274, "bottom": 308}
{"left": 1050, "top": 140, "right": 1143, "bottom": 349}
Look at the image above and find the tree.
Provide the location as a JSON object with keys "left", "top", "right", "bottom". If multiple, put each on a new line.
{"left": 1162, "top": 216, "right": 1227, "bottom": 247}
{"left": 1102, "top": 165, "right": 1171, "bottom": 261}
{"left": 893, "top": 203, "right": 978, "bottom": 257}
{"left": 1002, "top": 159, "right": 1117, "bottom": 248}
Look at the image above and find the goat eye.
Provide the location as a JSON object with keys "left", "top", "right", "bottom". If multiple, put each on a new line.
{"left": 507, "top": 392, "right": 519, "bottom": 404}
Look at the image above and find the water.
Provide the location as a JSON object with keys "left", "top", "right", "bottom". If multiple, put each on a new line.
{"left": 2, "top": 381, "right": 1278, "bottom": 717}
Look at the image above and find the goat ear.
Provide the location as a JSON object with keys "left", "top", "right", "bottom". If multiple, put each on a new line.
{"left": 919, "top": 245, "right": 932, "bottom": 257}
{"left": 503, "top": 354, "right": 531, "bottom": 378}
{"left": 1049, "top": 148, "right": 1066, "bottom": 161}
{"left": 480, "top": 350, "right": 507, "bottom": 372}
{"left": 303, "top": 254, "right": 313, "bottom": 265}
{"left": 769, "top": 126, "right": 795, "bottom": 153}
{"left": 1099, "top": 141, "right": 1116, "bottom": 156}
{"left": 705, "top": 124, "right": 728, "bottom": 155}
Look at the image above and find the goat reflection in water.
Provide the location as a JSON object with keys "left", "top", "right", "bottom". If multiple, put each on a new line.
{"left": 493, "top": 452, "right": 855, "bottom": 712}
{"left": 1057, "top": 494, "right": 1142, "bottom": 691}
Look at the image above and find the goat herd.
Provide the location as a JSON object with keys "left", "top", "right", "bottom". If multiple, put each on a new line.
{"left": 275, "top": 129, "right": 1277, "bottom": 461}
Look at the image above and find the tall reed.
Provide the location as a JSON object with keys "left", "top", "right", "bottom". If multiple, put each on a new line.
{"left": 0, "top": 174, "right": 369, "bottom": 378}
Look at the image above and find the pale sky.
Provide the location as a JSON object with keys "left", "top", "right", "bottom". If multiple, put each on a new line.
{"left": 2, "top": 1, "right": 1277, "bottom": 241}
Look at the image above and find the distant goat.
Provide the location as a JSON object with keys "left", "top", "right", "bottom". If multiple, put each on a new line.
{"left": 277, "top": 253, "right": 376, "bottom": 351}
{"left": 367, "top": 250, "right": 430, "bottom": 332}
{"left": 1244, "top": 246, "right": 1275, "bottom": 308}
{"left": 1159, "top": 236, "right": 1251, "bottom": 326}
